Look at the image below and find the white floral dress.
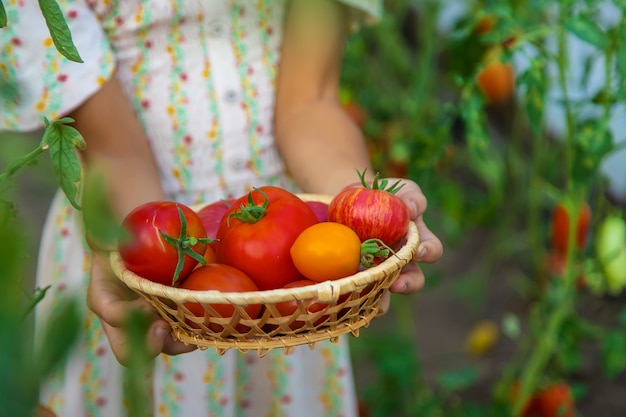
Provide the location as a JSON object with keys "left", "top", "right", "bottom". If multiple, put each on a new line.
{"left": 0, "top": 1, "right": 381, "bottom": 416}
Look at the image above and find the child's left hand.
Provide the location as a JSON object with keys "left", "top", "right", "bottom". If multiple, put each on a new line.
{"left": 377, "top": 178, "right": 443, "bottom": 313}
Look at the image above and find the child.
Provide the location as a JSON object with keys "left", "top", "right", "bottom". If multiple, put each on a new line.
{"left": 1, "top": 1, "right": 443, "bottom": 416}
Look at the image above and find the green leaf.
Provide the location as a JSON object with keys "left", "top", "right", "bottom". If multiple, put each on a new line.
{"left": 35, "top": 298, "right": 81, "bottom": 378}
{"left": 38, "top": 0, "right": 83, "bottom": 63}
{"left": 82, "top": 172, "right": 120, "bottom": 251}
{"left": 616, "top": 24, "right": 626, "bottom": 96}
{"left": 519, "top": 57, "right": 547, "bottom": 136}
{"left": 0, "top": 1, "right": 7, "bottom": 28}
{"left": 436, "top": 366, "right": 479, "bottom": 393}
{"left": 564, "top": 16, "right": 608, "bottom": 49}
{"left": 601, "top": 331, "right": 626, "bottom": 379}
{"left": 123, "top": 311, "right": 154, "bottom": 417}
{"left": 572, "top": 119, "right": 614, "bottom": 187}
{"left": 42, "top": 117, "right": 86, "bottom": 210}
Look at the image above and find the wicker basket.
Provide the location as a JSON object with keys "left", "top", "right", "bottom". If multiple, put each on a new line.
{"left": 110, "top": 194, "right": 420, "bottom": 356}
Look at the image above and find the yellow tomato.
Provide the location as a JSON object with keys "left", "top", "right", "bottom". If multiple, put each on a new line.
{"left": 465, "top": 320, "right": 499, "bottom": 357}
{"left": 290, "top": 222, "right": 362, "bottom": 282}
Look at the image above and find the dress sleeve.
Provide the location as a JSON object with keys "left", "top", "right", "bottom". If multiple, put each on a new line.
{"left": 0, "top": 0, "right": 115, "bottom": 132}
{"left": 335, "top": 0, "right": 383, "bottom": 30}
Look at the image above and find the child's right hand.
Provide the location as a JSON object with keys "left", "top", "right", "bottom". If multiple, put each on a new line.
{"left": 86, "top": 251, "right": 196, "bottom": 366}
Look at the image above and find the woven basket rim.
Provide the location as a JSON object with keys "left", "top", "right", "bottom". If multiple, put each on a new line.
{"left": 110, "top": 193, "right": 420, "bottom": 305}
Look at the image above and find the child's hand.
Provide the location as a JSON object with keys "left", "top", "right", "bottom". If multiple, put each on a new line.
{"left": 87, "top": 251, "right": 196, "bottom": 366}
{"left": 378, "top": 178, "right": 443, "bottom": 314}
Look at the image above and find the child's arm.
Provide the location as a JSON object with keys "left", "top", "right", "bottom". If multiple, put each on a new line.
{"left": 71, "top": 75, "right": 196, "bottom": 365}
{"left": 274, "top": 0, "right": 443, "bottom": 300}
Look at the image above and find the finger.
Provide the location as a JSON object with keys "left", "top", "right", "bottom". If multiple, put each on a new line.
{"left": 87, "top": 256, "right": 155, "bottom": 328}
{"left": 101, "top": 317, "right": 174, "bottom": 366}
{"left": 389, "top": 262, "right": 425, "bottom": 295}
{"left": 161, "top": 326, "right": 198, "bottom": 356}
{"left": 395, "top": 181, "right": 428, "bottom": 219}
{"left": 413, "top": 217, "right": 444, "bottom": 264}
{"left": 378, "top": 291, "right": 390, "bottom": 316}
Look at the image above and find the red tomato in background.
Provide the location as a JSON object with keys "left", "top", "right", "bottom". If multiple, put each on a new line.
{"left": 306, "top": 200, "right": 329, "bottom": 223}
{"left": 178, "top": 264, "right": 261, "bottom": 332}
{"left": 274, "top": 279, "right": 330, "bottom": 330}
{"left": 118, "top": 201, "right": 208, "bottom": 286}
{"left": 197, "top": 198, "right": 236, "bottom": 249}
{"left": 533, "top": 382, "right": 575, "bottom": 417}
{"left": 328, "top": 178, "right": 410, "bottom": 246}
{"left": 215, "top": 186, "right": 319, "bottom": 290}
{"left": 551, "top": 202, "right": 591, "bottom": 255}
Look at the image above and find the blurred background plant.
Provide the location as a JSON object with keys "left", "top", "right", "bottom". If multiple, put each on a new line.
{"left": 342, "top": 0, "right": 626, "bottom": 416}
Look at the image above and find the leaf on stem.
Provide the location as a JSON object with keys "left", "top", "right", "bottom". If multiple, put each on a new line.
{"left": 42, "top": 117, "right": 86, "bottom": 210}
{"left": 38, "top": 0, "right": 83, "bottom": 63}
{"left": 563, "top": 16, "right": 608, "bottom": 49}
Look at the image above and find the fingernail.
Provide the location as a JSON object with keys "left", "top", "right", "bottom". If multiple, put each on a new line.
{"left": 402, "top": 282, "right": 409, "bottom": 293}
{"left": 417, "top": 245, "right": 427, "bottom": 260}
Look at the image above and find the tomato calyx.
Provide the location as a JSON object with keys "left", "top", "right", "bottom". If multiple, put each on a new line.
{"left": 159, "top": 207, "right": 215, "bottom": 284}
{"left": 227, "top": 188, "right": 269, "bottom": 225}
{"left": 360, "top": 238, "right": 395, "bottom": 268}
{"left": 357, "top": 168, "right": 405, "bottom": 195}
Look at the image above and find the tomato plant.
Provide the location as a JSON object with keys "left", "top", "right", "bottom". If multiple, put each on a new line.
{"left": 178, "top": 263, "right": 261, "bottom": 332}
{"left": 215, "top": 186, "right": 319, "bottom": 290}
{"left": 551, "top": 202, "right": 591, "bottom": 256}
{"left": 328, "top": 169, "right": 410, "bottom": 246}
{"left": 196, "top": 197, "right": 236, "bottom": 249}
{"left": 118, "top": 201, "right": 210, "bottom": 286}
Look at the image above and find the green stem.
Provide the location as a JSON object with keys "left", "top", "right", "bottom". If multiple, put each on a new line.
{"left": 0, "top": 144, "right": 46, "bottom": 185}
{"left": 556, "top": 7, "right": 576, "bottom": 191}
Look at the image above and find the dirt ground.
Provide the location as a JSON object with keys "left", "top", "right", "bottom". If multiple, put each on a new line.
{"left": 6, "top": 132, "right": 626, "bottom": 417}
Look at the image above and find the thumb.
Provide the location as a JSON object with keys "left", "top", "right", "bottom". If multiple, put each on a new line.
{"left": 147, "top": 319, "right": 172, "bottom": 357}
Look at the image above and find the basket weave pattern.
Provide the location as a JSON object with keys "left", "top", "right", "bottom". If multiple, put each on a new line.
{"left": 110, "top": 194, "right": 420, "bottom": 356}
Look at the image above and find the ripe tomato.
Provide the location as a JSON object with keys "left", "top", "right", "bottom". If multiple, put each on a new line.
{"left": 290, "top": 222, "right": 362, "bottom": 282}
{"left": 118, "top": 201, "right": 208, "bottom": 286}
{"left": 328, "top": 170, "right": 410, "bottom": 246}
{"left": 215, "top": 186, "right": 319, "bottom": 290}
{"left": 551, "top": 202, "right": 591, "bottom": 255}
{"left": 306, "top": 200, "right": 329, "bottom": 223}
{"left": 178, "top": 263, "right": 261, "bottom": 332}
{"left": 274, "top": 279, "right": 330, "bottom": 330}
{"left": 476, "top": 56, "right": 515, "bottom": 105}
{"left": 196, "top": 198, "right": 236, "bottom": 249}
{"left": 534, "top": 382, "right": 575, "bottom": 417}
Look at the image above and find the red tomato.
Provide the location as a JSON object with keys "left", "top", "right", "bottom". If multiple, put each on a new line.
{"left": 551, "top": 202, "right": 591, "bottom": 255}
{"left": 274, "top": 279, "right": 330, "bottom": 330}
{"left": 118, "top": 201, "right": 208, "bottom": 286}
{"left": 215, "top": 186, "right": 319, "bottom": 290}
{"left": 306, "top": 200, "right": 329, "bottom": 223}
{"left": 328, "top": 171, "right": 410, "bottom": 246}
{"left": 534, "top": 383, "right": 575, "bottom": 417}
{"left": 197, "top": 198, "right": 235, "bottom": 249}
{"left": 178, "top": 264, "right": 261, "bottom": 332}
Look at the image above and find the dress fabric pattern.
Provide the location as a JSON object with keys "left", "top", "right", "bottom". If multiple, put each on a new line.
{"left": 0, "top": 1, "right": 381, "bottom": 416}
